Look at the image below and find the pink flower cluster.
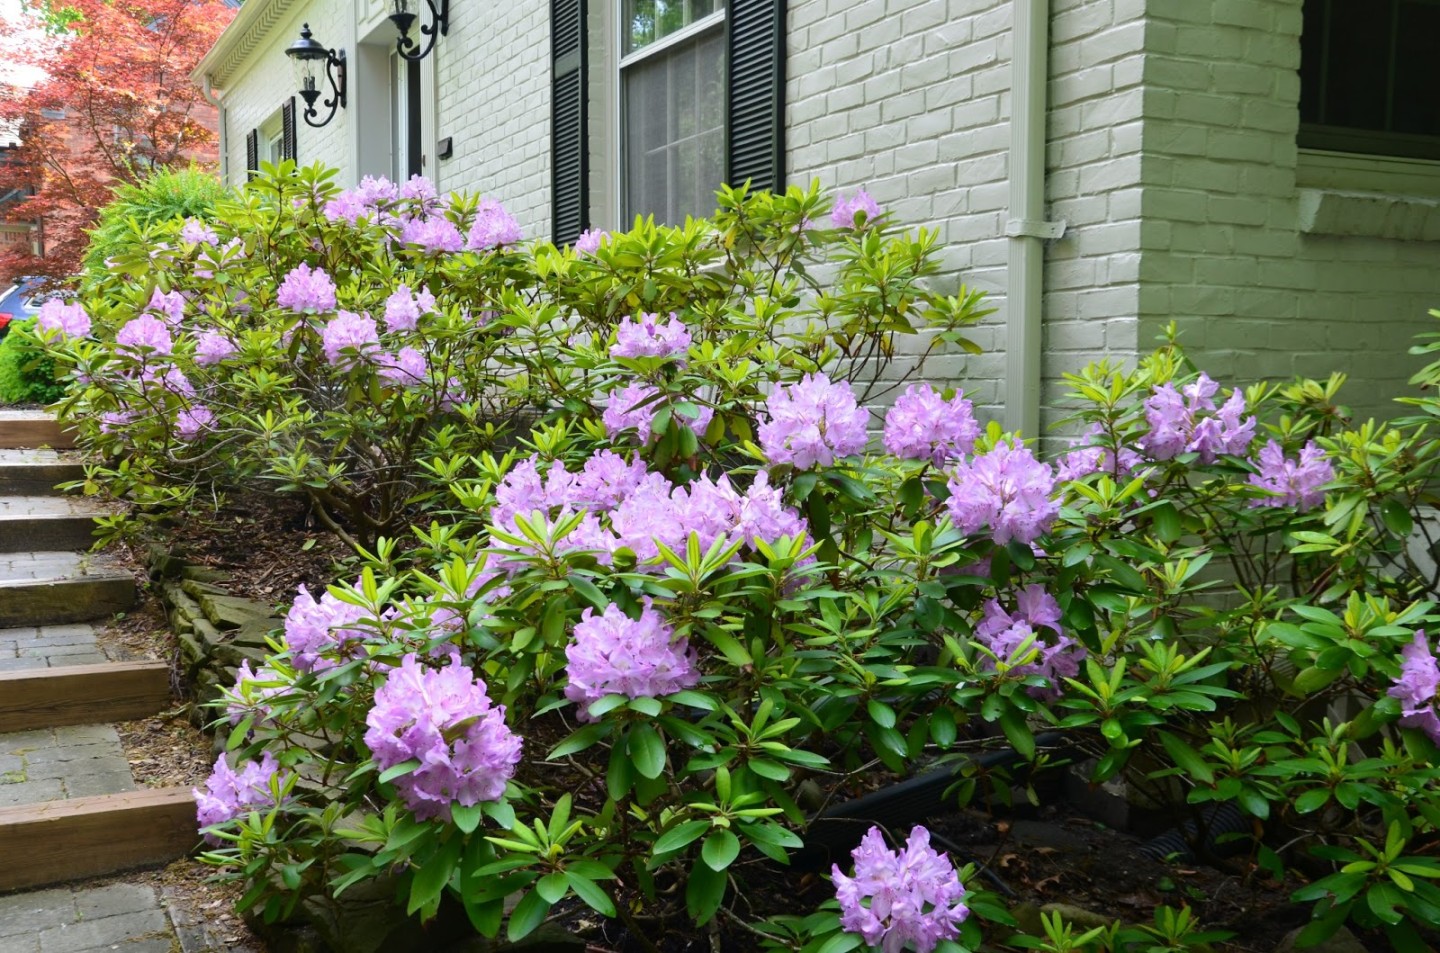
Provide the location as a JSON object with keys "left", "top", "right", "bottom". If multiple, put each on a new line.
{"left": 363, "top": 654, "right": 522, "bottom": 821}
{"left": 283, "top": 582, "right": 372, "bottom": 672}
{"left": 401, "top": 215, "right": 464, "bottom": 253}
{"left": 175, "top": 405, "right": 215, "bottom": 440}
{"left": 194, "top": 752, "right": 286, "bottom": 844}
{"left": 146, "top": 288, "right": 186, "bottom": 327}
{"left": 1055, "top": 423, "right": 1143, "bottom": 482}
{"left": 832, "top": 189, "right": 882, "bottom": 229}
{"left": 574, "top": 228, "right": 608, "bottom": 254}
{"left": 883, "top": 383, "right": 979, "bottom": 466}
{"left": 194, "top": 331, "right": 238, "bottom": 365}
{"left": 225, "top": 660, "right": 287, "bottom": 727}
{"left": 945, "top": 441, "right": 1058, "bottom": 545}
{"left": 611, "top": 312, "right": 691, "bottom": 360}
{"left": 490, "top": 452, "right": 809, "bottom": 568}
{"left": 1247, "top": 440, "right": 1333, "bottom": 512}
{"left": 565, "top": 599, "right": 699, "bottom": 718}
{"left": 603, "top": 384, "right": 712, "bottom": 442}
{"left": 36, "top": 300, "right": 91, "bottom": 339}
{"left": 973, "top": 585, "right": 1085, "bottom": 697}
{"left": 1390, "top": 632, "right": 1440, "bottom": 744}
{"left": 758, "top": 373, "right": 870, "bottom": 469}
{"left": 383, "top": 283, "right": 436, "bottom": 333}
{"left": 1141, "top": 374, "right": 1255, "bottom": 463}
{"left": 180, "top": 219, "right": 218, "bottom": 246}
{"left": 467, "top": 198, "right": 522, "bottom": 250}
{"left": 276, "top": 263, "right": 337, "bottom": 314}
{"left": 832, "top": 825, "right": 969, "bottom": 953}
{"left": 115, "top": 314, "right": 173, "bottom": 356}
{"left": 321, "top": 311, "right": 380, "bottom": 366}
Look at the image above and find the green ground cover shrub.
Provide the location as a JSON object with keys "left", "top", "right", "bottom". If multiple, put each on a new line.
{"left": 0, "top": 319, "right": 66, "bottom": 404}
{"left": 36, "top": 168, "right": 1440, "bottom": 952}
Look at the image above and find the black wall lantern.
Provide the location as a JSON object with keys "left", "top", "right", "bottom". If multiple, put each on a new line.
{"left": 389, "top": 0, "right": 448, "bottom": 62}
{"left": 285, "top": 24, "right": 347, "bottom": 128}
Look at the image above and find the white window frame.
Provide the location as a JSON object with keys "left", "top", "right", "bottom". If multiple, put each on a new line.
{"left": 613, "top": 3, "right": 726, "bottom": 223}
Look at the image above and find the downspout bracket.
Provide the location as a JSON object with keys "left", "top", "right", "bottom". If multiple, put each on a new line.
{"left": 1005, "top": 218, "right": 1067, "bottom": 240}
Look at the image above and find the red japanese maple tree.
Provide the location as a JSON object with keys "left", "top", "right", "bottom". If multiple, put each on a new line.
{"left": 0, "top": 0, "right": 235, "bottom": 283}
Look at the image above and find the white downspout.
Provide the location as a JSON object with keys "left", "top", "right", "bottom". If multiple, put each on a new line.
{"left": 1004, "top": 0, "right": 1064, "bottom": 438}
{"left": 200, "top": 74, "right": 228, "bottom": 184}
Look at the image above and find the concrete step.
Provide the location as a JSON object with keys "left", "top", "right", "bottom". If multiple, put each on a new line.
{"left": 0, "top": 410, "right": 75, "bottom": 450}
{"left": 0, "top": 496, "right": 106, "bottom": 553}
{"left": 0, "top": 662, "right": 172, "bottom": 733}
{"left": 0, "top": 552, "right": 135, "bottom": 627}
{"left": 0, "top": 449, "right": 85, "bottom": 495}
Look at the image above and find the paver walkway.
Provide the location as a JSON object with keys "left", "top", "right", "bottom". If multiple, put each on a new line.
{"left": 0, "top": 422, "right": 216, "bottom": 952}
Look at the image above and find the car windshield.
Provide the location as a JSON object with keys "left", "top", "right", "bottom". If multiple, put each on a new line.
{"left": 0, "top": 278, "right": 48, "bottom": 319}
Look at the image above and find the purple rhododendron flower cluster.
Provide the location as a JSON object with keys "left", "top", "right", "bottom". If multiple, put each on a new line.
{"left": 1055, "top": 423, "right": 1143, "bottom": 482}
{"left": 467, "top": 198, "right": 522, "bottom": 250}
{"left": 225, "top": 660, "right": 287, "bottom": 727}
{"left": 832, "top": 189, "right": 882, "bottom": 229}
{"left": 115, "top": 314, "right": 174, "bottom": 356}
{"left": 603, "top": 383, "right": 713, "bottom": 442}
{"left": 565, "top": 599, "right": 699, "bottom": 718}
{"left": 490, "top": 453, "right": 809, "bottom": 569}
{"left": 1247, "top": 440, "right": 1333, "bottom": 512}
{"left": 400, "top": 215, "right": 464, "bottom": 253}
{"left": 758, "top": 373, "right": 870, "bottom": 469}
{"left": 1390, "top": 631, "right": 1440, "bottom": 743}
{"left": 194, "top": 752, "right": 285, "bottom": 844}
{"left": 611, "top": 312, "right": 691, "bottom": 360}
{"left": 383, "top": 283, "right": 436, "bottom": 333}
{"left": 194, "top": 331, "right": 237, "bottom": 365}
{"left": 973, "top": 585, "right": 1085, "bottom": 697}
{"left": 832, "top": 825, "right": 969, "bottom": 953}
{"left": 175, "top": 405, "right": 215, "bottom": 440}
{"left": 377, "top": 346, "right": 428, "bottom": 387}
{"left": 283, "top": 583, "right": 372, "bottom": 672}
{"left": 276, "top": 263, "right": 338, "bottom": 314}
{"left": 363, "top": 654, "right": 522, "bottom": 821}
{"left": 945, "top": 441, "right": 1058, "bottom": 545}
{"left": 883, "top": 383, "right": 980, "bottom": 466}
{"left": 574, "top": 228, "right": 608, "bottom": 254}
{"left": 1141, "top": 374, "right": 1256, "bottom": 463}
{"left": 147, "top": 288, "right": 186, "bottom": 327}
{"left": 321, "top": 311, "right": 380, "bottom": 366}
{"left": 180, "top": 218, "right": 218, "bottom": 245}
{"left": 36, "top": 300, "right": 91, "bottom": 338}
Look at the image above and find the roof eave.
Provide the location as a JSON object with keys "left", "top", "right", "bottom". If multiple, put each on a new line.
{"left": 191, "top": 0, "right": 298, "bottom": 89}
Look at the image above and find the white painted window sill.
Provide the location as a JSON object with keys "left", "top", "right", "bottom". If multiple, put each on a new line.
{"left": 1297, "top": 188, "right": 1440, "bottom": 241}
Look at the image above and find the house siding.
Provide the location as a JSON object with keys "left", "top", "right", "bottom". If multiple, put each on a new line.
{"left": 1136, "top": 0, "right": 1440, "bottom": 424}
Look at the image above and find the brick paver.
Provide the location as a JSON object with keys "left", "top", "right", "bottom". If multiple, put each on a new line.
{"left": 0, "top": 725, "right": 135, "bottom": 806}
{"left": 0, "top": 625, "right": 106, "bottom": 672}
{"left": 0, "top": 883, "right": 177, "bottom": 953}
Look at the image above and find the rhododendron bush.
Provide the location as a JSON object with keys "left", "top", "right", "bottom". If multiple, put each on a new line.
{"left": 42, "top": 167, "right": 1440, "bottom": 950}
{"left": 41, "top": 164, "right": 986, "bottom": 548}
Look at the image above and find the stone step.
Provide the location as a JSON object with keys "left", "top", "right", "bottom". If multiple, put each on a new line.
{"left": 0, "top": 787, "right": 195, "bottom": 892}
{"left": 0, "top": 497, "right": 106, "bottom": 553}
{"left": 0, "top": 552, "right": 135, "bottom": 627}
{"left": 0, "top": 410, "right": 75, "bottom": 450}
{"left": 0, "top": 449, "right": 85, "bottom": 495}
{"left": 0, "top": 662, "right": 172, "bottom": 733}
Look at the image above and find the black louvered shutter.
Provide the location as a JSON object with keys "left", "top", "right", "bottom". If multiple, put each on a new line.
{"left": 550, "top": 0, "right": 588, "bottom": 245}
{"left": 245, "top": 128, "right": 259, "bottom": 181}
{"left": 281, "top": 98, "right": 297, "bottom": 163}
{"left": 726, "top": 0, "right": 785, "bottom": 195}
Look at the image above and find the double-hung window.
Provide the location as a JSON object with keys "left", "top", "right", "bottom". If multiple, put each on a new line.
{"left": 549, "top": 0, "right": 784, "bottom": 244}
{"left": 1299, "top": 0, "right": 1440, "bottom": 160}
{"left": 619, "top": 0, "right": 726, "bottom": 224}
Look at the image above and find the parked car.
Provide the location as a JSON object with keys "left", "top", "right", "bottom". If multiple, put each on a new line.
{"left": 0, "top": 278, "right": 47, "bottom": 340}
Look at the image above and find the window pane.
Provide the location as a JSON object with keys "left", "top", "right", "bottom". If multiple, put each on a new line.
{"left": 623, "top": 26, "right": 725, "bottom": 224}
{"left": 623, "top": 0, "right": 724, "bottom": 54}
{"left": 1324, "top": 1, "right": 1391, "bottom": 132}
{"left": 1394, "top": 1, "right": 1440, "bottom": 136}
